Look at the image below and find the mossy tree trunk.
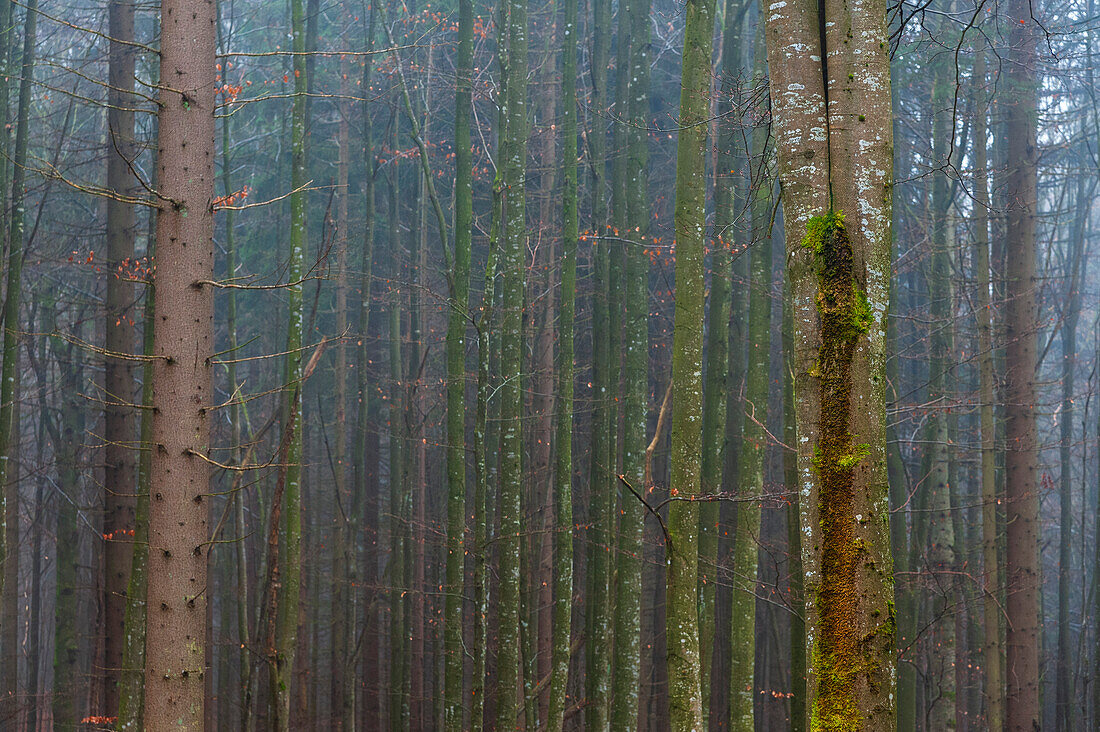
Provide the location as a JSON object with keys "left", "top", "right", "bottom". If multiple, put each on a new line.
{"left": 443, "top": 0, "right": 473, "bottom": 724}
{"left": 496, "top": 0, "right": 528, "bottom": 723}
{"left": 548, "top": 0, "right": 578, "bottom": 723}
{"left": 270, "top": 0, "right": 308, "bottom": 723}
{"left": 666, "top": 0, "right": 716, "bottom": 726}
{"left": 585, "top": 0, "right": 613, "bottom": 723}
{"left": 968, "top": 42, "right": 1004, "bottom": 732}
{"left": 764, "top": 0, "right": 896, "bottom": 724}
{"left": 610, "top": 0, "right": 650, "bottom": 724}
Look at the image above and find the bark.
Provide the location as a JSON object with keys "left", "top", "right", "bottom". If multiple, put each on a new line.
{"left": 610, "top": 0, "right": 649, "bottom": 724}
{"left": 730, "top": 78, "right": 772, "bottom": 730}
{"left": 443, "top": 0, "right": 473, "bottom": 724}
{"left": 496, "top": 0, "right": 528, "bottom": 722}
{"left": 270, "top": 0, "right": 309, "bottom": 724}
{"left": 1002, "top": 1, "right": 1041, "bottom": 727}
{"left": 764, "top": 0, "right": 896, "bottom": 723}
{"left": 548, "top": 0, "right": 578, "bottom": 724}
{"left": 585, "top": 0, "right": 613, "bottom": 722}
{"left": 666, "top": 0, "right": 716, "bottom": 726}
{"left": 926, "top": 49, "right": 957, "bottom": 729}
{"left": 141, "top": 0, "right": 216, "bottom": 721}
{"left": 104, "top": 0, "right": 139, "bottom": 719}
{"left": 970, "top": 44, "right": 1003, "bottom": 732}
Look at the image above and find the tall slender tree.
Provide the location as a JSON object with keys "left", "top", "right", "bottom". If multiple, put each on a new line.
{"left": 549, "top": 0, "right": 579, "bottom": 724}
{"left": 141, "top": 0, "right": 217, "bottom": 722}
{"left": 1002, "top": 0, "right": 1041, "bottom": 727}
{"left": 666, "top": 0, "right": 717, "bottom": 726}
{"left": 443, "top": 0, "right": 474, "bottom": 723}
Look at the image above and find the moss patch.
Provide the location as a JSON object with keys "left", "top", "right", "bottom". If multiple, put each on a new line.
{"left": 803, "top": 212, "right": 880, "bottom": 730}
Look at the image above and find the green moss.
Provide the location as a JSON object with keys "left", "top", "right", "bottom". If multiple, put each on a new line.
{"left": 801, "top": 211, "right": 845, "bottom": 254}
{"left": 804, "top": 210, "right": 887, "bottom": 730}
{"left": 836, "top": 443, "right": 870, "bottom": 470}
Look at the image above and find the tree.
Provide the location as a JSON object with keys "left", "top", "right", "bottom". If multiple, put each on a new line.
{"left": 443, "top": 0, "right": 473, "bottom": 723}
{"left": 666, "top": 0, "right": 716, "bottom": 726}
{"left": 103, "top": 0, "right": 138, "bottom": 716}
{"left": 548, "top": 0, "right": 578, "bottom": 722}
{"left": 141, "top": 0, "right": 217, "bottom": 724}
{"left": 1002, "top": 0, "right": 1041, "bottom": 726}
{"left": 764, "top": 0, "right": 896, "bottom": 725}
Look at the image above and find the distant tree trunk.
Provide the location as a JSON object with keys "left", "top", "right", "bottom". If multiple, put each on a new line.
{"left": 104, "top": 0, "right": 138, "bottom": 717}
{"left": 585, "top": 0, "right": 613, "bottom": 721}
{"left": 52, "top": 313, "right": 85, "bottom": 728}
{"left": 2, "top": 357, "right": 19, "bottom": 722}
{"left": 443, "top": 0, "right": 473, "bottom": 724}
{"left": 784, "top": 280, "right": 806, "bottom": 732}
{"left": 611, "top": 0, "right": 649, "bottom": 724}
{"left": 332, "top": 50, "right": 353, "bottom": 732}
{"left": 496, "top": 0, "right": 528, "bottom": 722}
{"left": 141, "top": 0, "right": 216, "bottom": 722}
{"left": 548, "top": 0, "right": 578, "bottom": 723}
{"left": 708, "top": 6, "right": 748, "bottom": 728}
{"left": 118, "top": 199, "right": 155, "bottom": 732}
{"left": 764, "top": 0, "right": 896, "bottom": 725}
{"left": 1056, "top": 176, "right": 1088, "bottom": 732}
{"left": 355, "top": 9, "right": 377, "bottom": 728}
{"left": 730, "top": 82, "right": 772, "bottom": 730}
{"left": 969, "top": 43, "right": 1003, "bottom": 732}
{"left": 387, "top": 121, "right": 408, "bottom": 732}
{"left": 0, "top": 0, "right": 36, "bottom": 717}
{"left": 0, "top": 0, "right": 37, "bottom": 606}
{"left": 270, "top": 0, "right": 308, "bottom": 724}
{"left": 1002, "top": 0, "right": 1041, "bottom": 727}
{"left": 926, "top": 48, "right": 957, "bottom": 730}
{"left": 666, "top": 0, "right": 716, "bottom": 726}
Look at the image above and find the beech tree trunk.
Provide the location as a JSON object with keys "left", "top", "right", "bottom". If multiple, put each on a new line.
{"left": 666, "top": 0, "right": 716, "bottom": 726}
{"left": 764, "top": 0, "right": 896, "bottom": 724}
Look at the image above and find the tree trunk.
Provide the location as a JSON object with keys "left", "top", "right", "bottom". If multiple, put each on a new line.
{"left": 611, "top": 0, "right": 649, "bottom": 724}
{"left": 764, "top": 0, "right": 896, "bottom": 724}
{"left": 730, "top": 75, "right": 772, "bottom": 730}
{"left": 969, "top": 43, "right": 1004, "bottom": 732}
{"left": 496, "top": 0, "right": 528, "bottom": 722}
{"left": 548, "top": 0, "right": 578, "bottom": 723}
{"left": 443, "top": 0, "right": 473, "bottom": 724}
{"left": 1002, "top": 1, "right": 1041, "bottom": 727}
{"left": 104, "top": 0, "right": 138, "bottom": 717}
{"left": 141, "top": 0, "right": 216, "bottom": 721}
{"left": 926, "top": 47, "right": 957, "bottom": 730}
{"left": 666, "top": 0, "right": 716, "bottom": 726}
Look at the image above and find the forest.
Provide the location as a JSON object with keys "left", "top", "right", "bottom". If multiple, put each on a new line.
{"left": 0, "top": 0, "right": 1089, "bottom": 728}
